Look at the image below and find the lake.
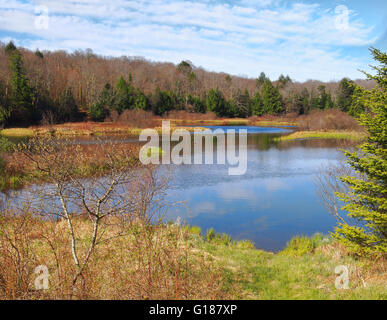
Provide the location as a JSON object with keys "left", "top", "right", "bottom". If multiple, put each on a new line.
{"left": 159, "top": 126, "right": 345, "bottom": 251}
{"left": 2, "top": 126, "right": 348, "bottom": 252}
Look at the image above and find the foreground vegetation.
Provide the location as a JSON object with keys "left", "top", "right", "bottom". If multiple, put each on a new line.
{"left": 0, "top": 215, "right": 385, "bottom": 300}
{"left": 200, "top": 232, "right": 386, "bottom": 300}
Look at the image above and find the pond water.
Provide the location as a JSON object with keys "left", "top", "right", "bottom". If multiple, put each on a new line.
{"left": 159, "top": 126, "right": 345, "bottom": 251}
{"left": 3, "top": 126, "right": 348, "bottom": 252}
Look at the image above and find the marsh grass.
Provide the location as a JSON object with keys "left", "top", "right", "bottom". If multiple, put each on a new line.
{"left": 0, "top": 128, "right": 35, "bottom": 138}
{"left": 277, "top": 131, "right": 366, "bottom": 141}
{"left": 1, "top": 138, "right": 140, "bottom": 191}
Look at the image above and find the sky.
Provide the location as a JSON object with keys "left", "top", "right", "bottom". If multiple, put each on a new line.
{"left": 0, "top": 0, "right": 386, "bottom": 82}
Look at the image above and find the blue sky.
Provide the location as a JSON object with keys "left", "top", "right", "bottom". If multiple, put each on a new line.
{"left": 0, "top": 0, "right": 386, "bottom": 81}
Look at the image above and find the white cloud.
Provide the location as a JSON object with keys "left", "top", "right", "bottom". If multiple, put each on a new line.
{"left": 0, "top": 0, "right": 380, "bottom": 81}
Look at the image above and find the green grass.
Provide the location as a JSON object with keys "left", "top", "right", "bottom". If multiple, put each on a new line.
{"left": 277, "top": 130, "right": 366, "bottom": 141}
{"left": 0, "top": 128, "right": 35, "bottom": 138}
{"left": 185, "top": 228, "right": 387, "bottom": 300}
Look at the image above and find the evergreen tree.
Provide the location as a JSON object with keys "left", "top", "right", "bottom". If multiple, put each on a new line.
{"left": 337, "top": 78, "right": 355, "bottom": 112}
{"left": 261, "top": 79, "right": 283, "bottom": 114}
{"left": 251, "top": 92, "right": 263, "bottom": 116}
{"left": 89, "top": 83, "right": 113, "bottom": 121}
{"left": 232, "top": 88, "right": 251, "bottom": 118}
{"left": 315, "top": 85, "right": 334, "bottom": 110}
{"left": 113, "top": 76, "right": 133, "bottom": 113}
{"left": 277, "top": 74, "right": 292, "bottom": 88}
{"left": 34, "top": 49, "right": 44, "bottom": 59}
{"left": 56, "top": 88, "right": 79, "bottom": 122}
{"left": 5, "top": 41, "right": 17, "bottom": 55}
{"left": 334, "top": 48, "right": 387, "bottom": 255}
{"left": 206, "top": 88, "right": 226, "bottom": 116}
{"left": 134, "top": 88, "right": 148, "bottom": 110}
{"left": 0, "top": 81, "right": 10, "bottom": 127}
{"left": 256, "top": 72, "right": 267, "bottom": 88}
{"left": 349, "top": 86, "right": 367, "bottom": 117}
{"left": 188, "top": 94, "right": 206, "bottom": 113}
{"left": 8, "top": 49, "right": 34, "bottom": 124}
{"left": 151, "top": 87, "right": 173, "bottom": 116}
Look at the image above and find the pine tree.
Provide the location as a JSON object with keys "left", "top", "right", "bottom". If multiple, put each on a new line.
{"left": 256, "top": 72, "right": 267, "bottom": 88}
{"left": 89, "top": 83, "right": 112, "bottom": 122}
{"left": 251, "top": 92, "right": 263, "bottom": 116}
{"left": 206, "top": 88, "right": 226, "bottom": 116}
{"left": 0, "top": 81, "right": 10, "bottom": 127}
{"left": 56, "top": 88, "right": 79, "bottom": 122}
{"left": 334, "top": 48, "right": 387, "bottom": 255}
{"left": 261, "top": 79, "right": 283, "bottom": 114}
{"left": 337, "top": 78, "right": 355, "bottom": 113}
{"left": 232, "top": 88, "right": 251, "bottom": 118}
{"left": 134, "top": 88, "right": 148, "bottom": 110}
{"left": 5, "top": 41, "right": 17, "bottom": 55}
{"left": 113, "top": 76, "right": 133, "bottom": 113}
{"left": 8, "top": 49, "right": 34, "bottom": 124}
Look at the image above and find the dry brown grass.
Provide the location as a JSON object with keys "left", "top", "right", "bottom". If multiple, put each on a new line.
{"left": 164, "top": 110, "right": 218, "bottom": 121}
{"left": 316, "top": 242, "right": 387, "bottom": 289}
{"left": 106, "top": 109, "right": 160, "bottom": 128}
{"left": 297, "top": 109, "right": 363, "bottom": 131}
{"left": 0, "top": 213, "right": 229, "bottom": 300}
{"left": 3, "top": 138, "right": 140, "bottom": 190}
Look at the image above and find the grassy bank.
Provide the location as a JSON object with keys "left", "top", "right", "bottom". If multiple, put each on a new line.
{"left": 199, "top": 232, "right": 386, "bottom": 299}
{"left": 277, "top": 130, "right": 366, "bottom": 141}
{"left": 0, "top": 123, "right": 209, "bottom": 138}
{"left": 0, "top": 216, "right": 385, "bottom": 300}
{"left": 169, "top": 118, "right": 297, "bottom": 127}
{"left": 0, "top": 128, "right": 35, "bottom": 138}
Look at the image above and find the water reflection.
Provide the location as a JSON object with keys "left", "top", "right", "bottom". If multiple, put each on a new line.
{"left": 160, "top": 127, "right": 346, "bottom": 251}
{"left": 2, "top": 126, "right": 349, "bottom": 252}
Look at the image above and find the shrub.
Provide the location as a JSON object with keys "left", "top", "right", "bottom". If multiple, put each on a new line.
{"left": 206, "top": 228, "right": 216, "bottom": 242}
{"left": 280, "top": 234, "right": 326, "bottom": 257}
{"left": 217, "top": 233, "right": 232, "bottom": 246}
{"left": 107, "top": 109, "right": 158, "bottom": 128}
{"left": 297, "top": 109, "right": 362, "bottom": 131}
{"left": 236, "top": 240, "right": 255, "bottom": 250}
{"left": 189, "top": 226, "right": 202, "bottom": 237}
{"left": 0, "top": 137, "right": 14, "bottom": 152}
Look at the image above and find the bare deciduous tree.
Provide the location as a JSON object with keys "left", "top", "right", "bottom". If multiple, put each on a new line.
{"left": 17, "top": 136, "right": 168, "bottom": 297}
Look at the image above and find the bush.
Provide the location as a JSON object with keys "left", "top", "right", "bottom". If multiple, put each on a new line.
{"left": 164, "top": 110, "right": 217, "bottom": 121}
{"left": 189, "top": 226, "right": 202, "bottom": 236}
{"left": 206, "top": 228, "right": 216, "bottom": 242}
{"left": 0, "top": 137, "right": 14, "bottom": 152}
{"left": 106, "top": 109, "right": 158, "bottom": 128}
{"left": 280, "top": 234, "right": 326, "bottom": 257}
{"left": 236, "top": 240, "right": 255, "bottom": 250}
{"left": 217, "top": 233, "right": 232, "bottom": 246}
{"left": 297, "top": 109, "right": 362, "bottom": 131}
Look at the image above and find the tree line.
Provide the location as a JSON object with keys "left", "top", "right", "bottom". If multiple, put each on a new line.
{"left": 0, "top": 41, "right": 372, "bottom": 127}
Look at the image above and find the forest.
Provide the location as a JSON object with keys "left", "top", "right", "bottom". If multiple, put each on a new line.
{"left": 0, "top": 41, "right": 374, "bottom": 127}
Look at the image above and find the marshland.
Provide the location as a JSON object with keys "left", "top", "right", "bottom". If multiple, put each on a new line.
{"left": 0, "top": 42, "right": 385, "bottom": 300}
